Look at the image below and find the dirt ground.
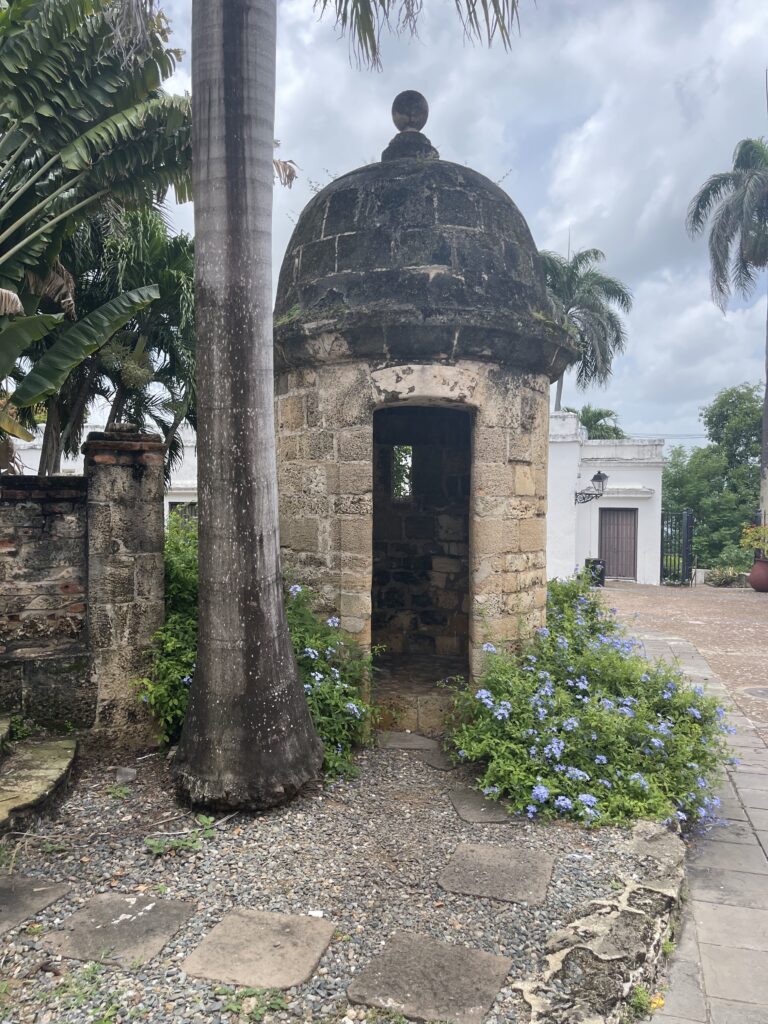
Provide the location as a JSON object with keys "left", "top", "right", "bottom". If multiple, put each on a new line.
{"left": 605, "top": 581, "right": 768, "bottom": 732}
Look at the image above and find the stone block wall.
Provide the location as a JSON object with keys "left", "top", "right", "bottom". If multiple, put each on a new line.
{"left": 275, "top": 358, "right": 550, "bottom": 679}
{"left": 372, "top": 406, "right": 470, "bottom": 659}
{"left": 0, "top": 429, "right": 165, "bottom": 741}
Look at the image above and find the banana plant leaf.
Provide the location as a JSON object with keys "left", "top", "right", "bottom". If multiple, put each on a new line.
{"left": 0, "top": 311, "right": 63, "bottom": 378}
{"left": 11, "top": 283, "right": 158, "bottom": 406}
{"left": 0, "top": 406, "right": 34, "bottom": 441}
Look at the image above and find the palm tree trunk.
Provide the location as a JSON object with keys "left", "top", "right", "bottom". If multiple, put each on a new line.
{"left": 174, "top": 0, "right": 323, "bottom": 810}
{"left": 554, "top": 374, "right": 564, "bottom": 411}
{"left": 38, "top": 397, "right": 62, "bottom": 477}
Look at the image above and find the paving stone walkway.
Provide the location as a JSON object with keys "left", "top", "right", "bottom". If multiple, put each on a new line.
{"left": 636, "top": 632, "right": 768, "bottom": 1024}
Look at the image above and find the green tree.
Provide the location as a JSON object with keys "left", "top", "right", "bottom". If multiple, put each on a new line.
{"left": 687, "top": 138, "right": 768, "bottom": 518}
{"left": 146, "top": 0, "right": 521, "bottom": 811}
{"left": 0, "top": 0, "right": 191, "bottom": 444}
{"left": 662, "top": 384, "right": 761, "bottom": 567}
{"left": 539, "top": 247, "right": 633, "bottom": 411}
{"left": 562, "top": 403, "right": 627, "bottom": 440}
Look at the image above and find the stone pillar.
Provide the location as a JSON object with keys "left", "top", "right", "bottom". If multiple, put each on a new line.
{"left": 82, "top": 428, "right": 165, "bottom": 744}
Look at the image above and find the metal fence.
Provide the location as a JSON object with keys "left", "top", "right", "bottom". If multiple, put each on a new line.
{"left": 661, "top": 509, "right": 695, "bottom": 585}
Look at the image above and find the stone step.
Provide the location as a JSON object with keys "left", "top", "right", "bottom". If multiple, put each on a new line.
{"left": 0, "top": 737, "right": 76, "bottom": 834}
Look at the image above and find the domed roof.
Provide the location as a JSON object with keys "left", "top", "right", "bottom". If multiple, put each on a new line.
{"left": 274, "top": 93, "right": 574, "bottom": 378}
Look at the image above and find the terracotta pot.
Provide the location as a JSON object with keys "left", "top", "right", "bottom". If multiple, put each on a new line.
{"left": 747, "top": 557, "right": 768, "bottom": 593}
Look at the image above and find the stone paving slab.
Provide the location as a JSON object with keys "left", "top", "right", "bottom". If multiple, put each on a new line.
{"left": 182, "top": 909, "right": 334, "bottom": 989}
{"left": 689, "top": 841, "right": 768, "bottom": 874}
{"left": 734, "top": 772, "right": 768, "bottom": 791}
{"left": 704, "top": 821, "right": 759, "bottom": 845}
{"left": 414, "top": 748, "right": 456, "bottom": 771}
{"left": 44, "top": 894, "right": 193, "bottom": 965}
{"left": 692, "top": 900, "right": 768, "bottom": 951}
{"left": 437, "top": 842, "right": 553, "bottom": 905}
{"left": 656, "top": 957, "right": 706, "bottom": 1022}
{"left": 449, "top": 788, "right": 511, "bottom": 823}
{"left": 737, "top": 789, "right": 768, "bottom": 810}
{"left": 709, "top": 997, "right": 768, "bottom": 1023}
{"left": 688, "top": 867, "right": 768, "bottom": 909}
{"left": 378, "top": 731, "right": 438, "bottom": 751}
{"left": 718, "top": 798, "right": 748, "bottom": 821}
{"left": 347, "top": 931, "right": 511, "bottom": 1024}
{"left": 700, "top": 943, "right": 768, "bottom": 1003}
{"left": 747, "top": 807, "right": 768, "bottom": 830}
{"left": 0, "top": 878, "right": 70, "bottom": 936}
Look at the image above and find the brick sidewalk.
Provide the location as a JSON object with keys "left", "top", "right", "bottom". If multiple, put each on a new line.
{"left": 622, "top": 617, "right": 768, "bottom": 1022}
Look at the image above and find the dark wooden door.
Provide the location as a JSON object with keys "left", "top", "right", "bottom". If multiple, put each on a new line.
{"left": 599, "top": 508, "right": 638, "bottom": 580}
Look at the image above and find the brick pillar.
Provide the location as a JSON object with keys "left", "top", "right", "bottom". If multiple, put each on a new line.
{"left": 83, "top": 428, "right": 165, "bottom": 744}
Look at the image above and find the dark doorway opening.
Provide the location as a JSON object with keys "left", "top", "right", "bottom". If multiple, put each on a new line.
{"left": 372, "top": 406, "right": 471, "bottom": 731}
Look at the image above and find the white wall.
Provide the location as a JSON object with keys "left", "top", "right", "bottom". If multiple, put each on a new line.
{"left": 547, "top": 413, "right": 664, "bottom": 585}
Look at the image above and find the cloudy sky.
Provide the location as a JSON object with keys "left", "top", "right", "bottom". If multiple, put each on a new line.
{"left": 161, "top": 0, "right": 767, "bottom": 446}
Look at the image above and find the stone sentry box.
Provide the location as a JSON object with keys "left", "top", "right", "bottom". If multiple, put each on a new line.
{"left": 0, "top": 428, "right": 164, "bottom": 740}
{"left": 274, "top": 92, "right": 575, "bottom": 684}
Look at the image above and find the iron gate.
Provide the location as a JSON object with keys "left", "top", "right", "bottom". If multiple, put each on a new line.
{"left": 661, "top": 509, "right": 695, "bottom": 585}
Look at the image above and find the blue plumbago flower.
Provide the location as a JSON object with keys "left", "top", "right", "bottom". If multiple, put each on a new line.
{"left": 578, "top": 793, "right": 598, "bottom": 807}
{"left": 141, "top": 694, "right": 149, "bottom": 703}
{"left": 304, "top": 683, "right": 312, "bottom": 694}
{"left": 594, "top": 755, "right": 608, "bottom": 765}
{"left": 687, "top": 706, "right": 702, "bottom": 720}
{"left": 289, "top": 584, "right": 303, "bottom": 598}
{"left": 590, "top": 732, "right": 598, "bottom": 740}
{"left": 544, "top": 738, "right": 565, "bottom": 761}
{"left": 556, "top": 635, "right": 569, "bottom": 649}
{"left": 597, "top": 778, "right": 612, "bottom": 788}
{"left": 554, "top": 795, "right": 573, "bottom": 811}
{"left": 531, "top": 783, "right": 550, "bottom": 803}
{"left": 575, "top": 615, "right": 585, "bottom": 625}
{"left": 609, "top": 607, "right": 618, "bottom": 614}
{"left": 475, "top": 689, "right": 495, "bottom": 709}
{"left": 554, "top": 763, "right": 566, "bottom": 773}
{"left": 583, "top": 806, "right": 599, "bottom": 819}
{"left": 483, "top": 642, "right": 497, "bottom": 653}
{"left": 331, "top": 668, "right": 341, "bottom": 680}
{"left": 345, "top": 702, "right": 362, "bottom": 719}
{"left": 310, "top": 671, "right": 323, "bottom": 682}
{"left": 482, "top": 785, "right": 500, "bottom": 796}
{"left": 181, "top": 675, "right": 192, "bottom": 687}
{"left": 575, "top": 676, "right": 590, "bottom": 691}
{"left": 526, "top": 654, "right": 538, "bottom": 663}
{"left": 676, "top": 810, "right": 687, "bottom": 822}
{"left": 562, "top": 717, "right": 579, "bottom": 732}
{"left": 565, "top": 766, "right": 590, "bottom": 782}
{"left": 529, "top": 746, "right": 538, "bottom": 757}
{"left": 721, "top": 722, "right": 737, "bottom": 734}
{"left": 655, "top": 720, "right": 673, "bottom": 735}
{"left": 617, "top": 706, "right": 635, "bottom": 718}
{"left": 526, "top": 804, "right": 538, "bottom": 818}
{"left": 336, "top": 743, "right": 343, "bottom": 753}
{"left": 640, "top": 673, "right": 650, "bottom": 682}
{"left": 649, "top": 737, "right": 665, "bottom": 750}
{"left": 727, "top": 756, "right": 741, "bottom": 766}
{"left": 696, "top": 776, "right": 708, "bottom": 789}
{"left": 536, "top": 706, "right": 548, "bottom": 721}
{"left": 629, "top": 772, "right": 650, "bottom": 791}
{"left": 325, "top": 647, "right": 337, "bottom": 657}
{"left": 493, "top": 702, "right": 511, "bottom": 721}
{"left": 457, "top": 749, "right": 467, "bottom": 759}
{"left": 326, "top": 616, "right": 341, "bottom": 628}
{"left": 715, "top": 705, "right": 726, "bottom": 719}
{"left": 536, "top": 627, "right": 550, "bottom": 638}
{"left": 692, "top": 685, "right": 705, "bottom": 697}
{"left": 525, "top": 728, "right": 537, "bottom": 737}
{"left": 303, "top": 647, "right": 319, "bottom": 660}
{"left": 599, "top": 698, "right": 615, "bottom": 711}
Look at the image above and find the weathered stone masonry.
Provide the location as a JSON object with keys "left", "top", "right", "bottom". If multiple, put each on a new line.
{"left": 274, "top": 93, "right": 576, "bottom": 682}
{"left": 0, "top": 429, "right": 165, "bottom": 739}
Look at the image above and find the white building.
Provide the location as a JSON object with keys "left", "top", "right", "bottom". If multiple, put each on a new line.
{"left": 547, "top": 412, "right": 664, "bottom": 585}
{"left": 13, "top": 412, "right": 664, "bottom": 584}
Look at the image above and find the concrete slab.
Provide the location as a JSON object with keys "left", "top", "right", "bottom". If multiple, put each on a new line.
{"left": 733, "top": 772, "right": 768, "bottom": 791}
{"left": 718, "top": 798, "right": 747, "bottom": 821}
{"left": 183, "top": 909, "right": 334, "bottom": 989}
{"left": 758, "top": 832, "right": 768, "bottom": 857}
{"left": 658, "top": 958, "right": 707, "bottom": 1022}
{"left": 438, "top": 842, "right": 553, "bottom": 906}
{"left": 449, "top": 788, "right": 511, "bottom": 824}
{"left": 415, "top": 748, "right": 456, "bottom": 771}
{"left": 692, "top": 901, "right": 768, "bottom": 951}
{"left": 709, "top": 997, "right": 768, "bottom": 1024}
{"left": 378, "top": 731, "right": 439, "bottom": 751}
{"left": 737, "top": 789, "right": 768, "bottom": 811}
{"left": 747, "top": 808, "right": 768, "bottom": 830}
{"left": 690, "top": 842, "right": 768, "bottom": 874}
{"left": 673, "top": 908, "right": 699, "bottom": 961}
{"left": 44, "top": 894, "right": 193, "bottom": 965}
{"left": 704, "top": 821, "right": 760, "bottom": 846}
{"left": 733, "top": 759, "right": 768, "bottom": 776}
{"left": 0, "top": 878, "right": 70, "bottom": 935}
{"left": 688, "top": 868, "right": 768, "bottom": 909}
{"left": 700, "top": 944, "right": 768, "bottom": 1003}
{"left": 347, "top": 931, "right": 511, "bottom": 1024}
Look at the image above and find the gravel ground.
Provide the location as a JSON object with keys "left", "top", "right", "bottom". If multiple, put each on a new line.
{"left": 1, "top": 748, "right": 655, "bottom": 1024}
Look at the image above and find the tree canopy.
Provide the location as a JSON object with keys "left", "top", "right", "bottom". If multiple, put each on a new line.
{"left": 562, "top": 404, "right": 627, "bottom": 440}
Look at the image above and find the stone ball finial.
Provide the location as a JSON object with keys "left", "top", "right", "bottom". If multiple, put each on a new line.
{"left": 392, "top": 90, "right": 428, "bottom": 132}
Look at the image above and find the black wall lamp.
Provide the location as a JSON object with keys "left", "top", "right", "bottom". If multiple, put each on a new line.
{"left": 575, "top": 471, "right": 609, "bottom": 505}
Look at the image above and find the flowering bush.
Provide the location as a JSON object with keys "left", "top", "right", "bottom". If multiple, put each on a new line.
{"left": 136, "top": 515, "right": 375, "bottom": 777}
{"left": 447, "top": 574, "right": 733, "bottom": 826}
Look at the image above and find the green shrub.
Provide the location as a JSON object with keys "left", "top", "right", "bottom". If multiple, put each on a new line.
{"left": 705, "top": 565, "right": 741, "bottom": 588}
{"left": 136, "top": 515, "right": 375, "bottom": 776}
{"left": 447, "top": 573, "right": 732, "bottom": 826}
